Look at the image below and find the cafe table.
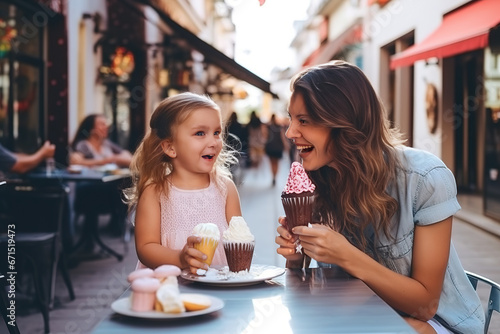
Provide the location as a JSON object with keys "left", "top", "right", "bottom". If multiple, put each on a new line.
{"left": 22, "top": 166, "right": 132, "bottom": 261}
{"left": 92, "top": 266, "right": 416, "bottom": 333}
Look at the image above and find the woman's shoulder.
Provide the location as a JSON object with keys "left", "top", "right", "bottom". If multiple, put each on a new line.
{"left": 398, "top": 146, "right": 448, "bottom": 175}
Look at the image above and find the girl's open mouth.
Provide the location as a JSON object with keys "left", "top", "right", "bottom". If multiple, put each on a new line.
{"left": 202, "top": 155, "right": 214, "bottom": 160}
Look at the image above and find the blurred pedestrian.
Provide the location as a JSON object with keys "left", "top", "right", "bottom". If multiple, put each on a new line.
{"left": 264, "top": 114, "right": 286, "bottom": 186}
{"left": 247, "top": 111, "right": 265, "bottom": 168}
{"left": 226, "top": 111, "right": 248, "bottom": 184}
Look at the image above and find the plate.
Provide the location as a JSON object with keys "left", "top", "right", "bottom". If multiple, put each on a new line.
{"left": 181, "top": 264, "right": 285, "bottom": 286}
{"left": 111, "top": 294, "right": 224, "bottom": 319}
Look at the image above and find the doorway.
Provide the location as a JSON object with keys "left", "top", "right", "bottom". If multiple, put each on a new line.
{"left": 453, "top": 52, "right": 483, "bottom": 193}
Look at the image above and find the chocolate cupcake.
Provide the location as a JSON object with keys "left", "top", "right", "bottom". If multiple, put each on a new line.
{"left": 222, "top": 216, "right": 255, "bottom": 272}
{"left": 281, "top": 162, "right": 315, "bottom": 252}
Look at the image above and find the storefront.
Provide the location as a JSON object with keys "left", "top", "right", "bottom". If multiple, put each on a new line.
{"left": 389, "top": 0, "right": 500, "bottom": 221}
{"left": 0, "top": 0, "right": 67, "bottom": 163}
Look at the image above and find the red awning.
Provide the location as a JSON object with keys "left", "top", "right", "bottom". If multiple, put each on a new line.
{"left": 390, "top": 0, "right": 500, "bottom": 69}
{"left": 302, "top": 23, "right": 362, "bottom": 68}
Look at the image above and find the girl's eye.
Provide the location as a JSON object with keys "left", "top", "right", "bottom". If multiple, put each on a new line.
{"left": 214, "top": 130, "right": 221, "bottom": 136}
{"left": 195, "top": 131, "right": 205, "bottom": 136}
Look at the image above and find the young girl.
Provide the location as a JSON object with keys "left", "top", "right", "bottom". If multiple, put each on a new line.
{"left": 125, "top": 92, "right": 242, "bottom": 273}
{"left": 275, "top": 61, "right": 484, "bottom": 333}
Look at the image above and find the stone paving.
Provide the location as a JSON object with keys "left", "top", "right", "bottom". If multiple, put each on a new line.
{"left": 6, "top": 155, "right": 500, "bottom": 334}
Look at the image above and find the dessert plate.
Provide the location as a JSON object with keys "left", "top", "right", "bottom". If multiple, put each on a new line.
{"left": 181, "top": 264, "right": 285, "bottom": 286}
{"left": 111, "top": 294, "right": 224, "bottom": 319}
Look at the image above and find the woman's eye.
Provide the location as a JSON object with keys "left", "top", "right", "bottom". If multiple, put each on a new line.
{"left": 299, "top": 118, "right": 307, "bottom": 125}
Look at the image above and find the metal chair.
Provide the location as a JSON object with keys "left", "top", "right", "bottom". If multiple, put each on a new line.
{"left": 466, "top": 270, "right": 500, "bottom": 334}
{"left": 0, "top": 273, "right": 21, "bottom": 334}
{"left": 0, "top": 181, "right": 75, "bottom": 334}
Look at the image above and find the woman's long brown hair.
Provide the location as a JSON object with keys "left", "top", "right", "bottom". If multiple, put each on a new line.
{"left": 290, "top": 60, "right": 405, "bottom": 252}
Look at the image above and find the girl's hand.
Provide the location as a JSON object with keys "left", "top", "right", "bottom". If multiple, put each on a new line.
{"left": 292, "top": 224, "right": 352, "bottom": 265}
{"left": 180, "top": 236, "right": 209, "bottom": 274}
{"left": 276, "top": 216, "right": 304, "bottom": 265}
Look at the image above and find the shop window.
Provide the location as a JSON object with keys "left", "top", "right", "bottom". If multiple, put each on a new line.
{"left": 0, "top": 1, "right": 43, "bottom": 154}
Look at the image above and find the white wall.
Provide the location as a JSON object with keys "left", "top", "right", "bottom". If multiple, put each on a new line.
{"left": 363, "top": 0, "right": 470, "bottom": 157}
{"left": 66, "top": 0, "right": 107, "bottom": 141}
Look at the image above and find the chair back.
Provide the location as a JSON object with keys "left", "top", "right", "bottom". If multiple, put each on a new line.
{"left": 0, "top": 181, "right": 67, "bottom": 235}
{"left": 466, "top": 270, "right": 500, "bottom": 334}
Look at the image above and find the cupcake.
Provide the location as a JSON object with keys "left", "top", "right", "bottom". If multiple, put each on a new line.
{"left": 130, "top": 277, "right": 160, "bottom": 312}
{"left": 127, "top": 268, "right": 154, "bottom": 283}
{"left": 155, "top": 280, "right": 185, "bottom": 313}
{"left": 191, "top": 223, "right": 220, "bottom": 266}
{"left": 222, "top": 216, "right": 255, "bottom": 272}
{"left": 153, "top": 265, "right": 181, "bottom": 283}
{"left": 281, "top": 162, "right": 315, "bottom": 242}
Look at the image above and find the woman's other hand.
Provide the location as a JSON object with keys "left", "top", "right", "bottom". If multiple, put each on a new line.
{"left": 276, "top": 216, "right": 304, "bottom": 266}
{"left": 292, "top": 224, "right": 351, "bottom": 266}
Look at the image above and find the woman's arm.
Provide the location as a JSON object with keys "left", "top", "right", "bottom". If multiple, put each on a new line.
{"left": 69, "top": 151, "right": 110, "bottom": 167}
{"left": 293, "top": 217, "right": 452, "bottom": 321}
{"left": 276, "top": 216, "right": 307, "bottom": 268}
{"left": 10, "top": 141, "right": 55, "bottom": 174}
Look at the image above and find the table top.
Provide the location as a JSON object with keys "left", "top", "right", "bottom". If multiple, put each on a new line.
{"left": 24, "top": 167, "right": 131, "bottom": 183}
{"left": 92, "top": 267, "right": 416, "bottom": 334}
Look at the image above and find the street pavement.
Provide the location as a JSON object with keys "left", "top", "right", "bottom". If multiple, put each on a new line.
{"left": 7, "top": 155, "right": 500, "bottom": 334}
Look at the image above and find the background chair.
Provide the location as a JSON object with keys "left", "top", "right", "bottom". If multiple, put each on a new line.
{"left": 0, "top": 273, "right": 21, "bottom": 334}
{"left": 466, "top": 270, "right": 500, "bottom": 334}
{"left": 0, "top": 181, "right": 75, "bottom": 334}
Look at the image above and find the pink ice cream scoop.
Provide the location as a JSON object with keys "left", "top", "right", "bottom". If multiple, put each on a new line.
{"left": 283, "top": 162, "right": 316, "bottom": 194}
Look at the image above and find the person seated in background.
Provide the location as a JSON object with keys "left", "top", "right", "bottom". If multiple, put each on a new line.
{"left": 69, "top": 114, "right": 132, "bottom": 168}
{"left": 70, "top": 114, "right": 132, "bottom": 238}
{"left": 0, "top": 141, "right": 55, "bottom": 174}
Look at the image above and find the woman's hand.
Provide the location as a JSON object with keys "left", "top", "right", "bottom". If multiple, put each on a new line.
{"left": 276, "top": 216, "right": 304, "bottom": 266}
{"left": 180, "top": 236, "right": 209, "bottom": 274}
{"left": 292, "top": 224, "right": 352, "bottom": 266}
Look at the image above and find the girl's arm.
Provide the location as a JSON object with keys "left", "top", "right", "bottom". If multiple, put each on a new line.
{"left": 225, "top": 178, "right": 242, "bottom": 222}
{"left": 134, "top": 185, "right": 207, "bottom": 270}
{"left": 293, "top": 217, "right": 452, "bottom": 321}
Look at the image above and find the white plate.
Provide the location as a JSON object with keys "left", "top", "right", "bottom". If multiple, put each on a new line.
{"left": 181, "top": 264, "right": 285, "bottom": 286}
{"left": 111, "top": 294, "right": 224, "bottom": 319}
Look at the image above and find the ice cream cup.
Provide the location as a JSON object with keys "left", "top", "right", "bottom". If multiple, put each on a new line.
{"left": 193, "top": 237, "right": 219, "bottom": 266}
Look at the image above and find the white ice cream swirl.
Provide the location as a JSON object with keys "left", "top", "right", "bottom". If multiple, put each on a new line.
{"left": 192, "top": 223, "right": 220, "bottom": 240}
{"left": 223, "top": 216, "right": 255, "bottom": 243}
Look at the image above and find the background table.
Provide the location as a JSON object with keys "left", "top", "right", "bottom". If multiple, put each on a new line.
{"left": 92, "top": 267, "right": 416, "bottom": 333}
{"left": 12, "top": 167, "right": 132, "bottom": 261}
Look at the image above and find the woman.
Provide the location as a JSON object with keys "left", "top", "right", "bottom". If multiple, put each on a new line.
{"left": 275, "top": 61, "right": 484, "bottom": 333}
{"left": 70, "top": 114, "right": 132, "bottom": 168}
{"left": 70, "top": 114, "right": 132, "bottom": 237}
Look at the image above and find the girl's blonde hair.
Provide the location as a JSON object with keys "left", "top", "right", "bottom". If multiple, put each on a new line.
{"left": 290, "top": 60, "right": 405, "bottom": 253}
{"left": 124, "top": 92, "right": 236, "bottom": 210}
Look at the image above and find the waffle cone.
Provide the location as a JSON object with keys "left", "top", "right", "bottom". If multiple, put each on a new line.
{"left": 193, "top": 237, "right": 218, "bottom": 266}
{"left": 281, "top": 192, "right": 314, "bottom": 233}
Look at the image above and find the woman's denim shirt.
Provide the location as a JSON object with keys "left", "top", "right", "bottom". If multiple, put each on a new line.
{"left": 319, "top": 147, "right": 484, "bottom": 333}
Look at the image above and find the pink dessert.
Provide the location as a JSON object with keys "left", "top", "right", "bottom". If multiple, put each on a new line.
{"left": 153, "top": 265, "right": 182, "bottom": 281}
{"left": 281, "top": 162, "right": 316, "bottom": 236}
{"left": 130, "top": 277, "right": 161, "bottom": 312}
{"left": 283, "top": 162, "right": 316, "bottom": 195}
{"left": 127, "top": 268, "right": 154, "bottom": 283}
